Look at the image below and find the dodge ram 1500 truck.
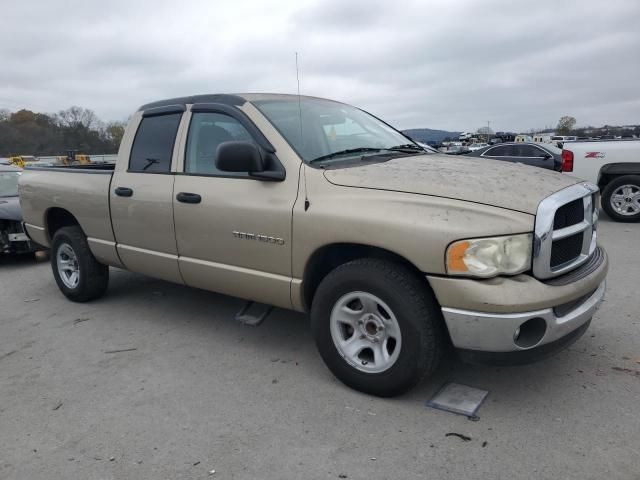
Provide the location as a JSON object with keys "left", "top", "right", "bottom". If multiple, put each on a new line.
{"left": 560, "top": 139, "right": 640, "bottom": 222}
{"left": 19, "top": 94, "right": 608, "bottom": 396}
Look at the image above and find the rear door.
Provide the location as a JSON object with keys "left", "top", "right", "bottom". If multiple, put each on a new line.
{"left": 110, "top": 108, "right": 186, "bottom": 283}
{"left": 172, "top": 106, "right": 299, "bottom": 309}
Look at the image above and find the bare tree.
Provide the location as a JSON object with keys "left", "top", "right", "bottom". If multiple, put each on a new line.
{"left": 56, "top": 106, "right": 100, "bottom": 129}
{"left": 476, "top": 126, "right": 494, "bottom": 135}
{"left": 556, "top": 116, "right": 577, "bottom": 135}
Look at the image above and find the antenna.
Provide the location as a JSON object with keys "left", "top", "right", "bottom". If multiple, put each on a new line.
{"left": 296, "top": 52, "right": 310, "bottom": 211}
{"left": 295, "top": 52, "right": 303, "bottom": 146}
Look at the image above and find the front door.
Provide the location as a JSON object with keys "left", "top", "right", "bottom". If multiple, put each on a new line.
{"left": 173, "top": 109, "right": 299, "bottom": 308}
{"left": 110, "top": 110, "right": 184, "bottom": 283}
{"left": 517, "top": 144, "right": 555, "bottom": 169}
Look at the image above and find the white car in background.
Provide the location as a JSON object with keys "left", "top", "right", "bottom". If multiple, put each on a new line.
{"left": 552, "top": 135, "right": 577, "bottom": 148}
{"left": 560, "top": 139, "right": 640, "bottom": 221}
{"left": 467, "top": 143, "right": 489, "bottom": 152}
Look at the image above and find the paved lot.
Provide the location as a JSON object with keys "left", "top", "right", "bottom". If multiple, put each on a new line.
{"left": 1, "top": 217, "right": 639, "bottom": 480}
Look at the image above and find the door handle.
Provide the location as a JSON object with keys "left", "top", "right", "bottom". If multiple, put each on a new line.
{"left": 176, "top": 192, "right": 202, "bottom": 204}
{"left": 115, "top": 187, "right": 133, "bottom": 197}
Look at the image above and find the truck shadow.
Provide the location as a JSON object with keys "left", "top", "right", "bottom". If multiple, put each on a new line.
{"left": 104, "top": 267, "right": 316, "bottom": 356}
{"left": 0, "top": 251, "right": 48, "bottom": 269}
{"left": 102, "top": 267, "right": 609, "bottom": 409}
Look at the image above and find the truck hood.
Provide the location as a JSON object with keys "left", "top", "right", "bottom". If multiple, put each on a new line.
{"left": 322, "top": 154, "right": 580, "bottom": 214}
{"left": 0, "top": 196, "right": 22, "bottom": 221}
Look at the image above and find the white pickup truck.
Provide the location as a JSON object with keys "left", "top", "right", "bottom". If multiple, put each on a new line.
{"left": 561, "top": 139, "right": 640, "bottom": 221}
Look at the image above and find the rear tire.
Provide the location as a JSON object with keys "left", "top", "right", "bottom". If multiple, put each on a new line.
{"left": 51, "top": 226, "right": 109, "bottom": 302}
{"left": 601, "top": 175, "right": 640, "bottom": 222}
{"left": 310, "top": 258, "right": 444, "bottom": 397}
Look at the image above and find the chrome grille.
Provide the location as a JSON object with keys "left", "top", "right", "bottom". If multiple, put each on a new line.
{"left": 550, "top": 233, "right": 584, "bottom": 268}
{"left": 533, "top": 183, "right": 599, "bottom": 279}
{"left": 553, "top": 198, "right": 584, "bottom": 229}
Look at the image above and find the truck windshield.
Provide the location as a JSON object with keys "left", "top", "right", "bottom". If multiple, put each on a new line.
{"left": 252, "top": 97, "right": 417, "bottom": 164}
{"left": 0, "top": 171, "right": 20, "bottom": 197}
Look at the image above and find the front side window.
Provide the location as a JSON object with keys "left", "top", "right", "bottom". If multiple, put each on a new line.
{"left": 252, "top": 97, "right": 416, "bottom": 164}
{"left": 514, "top": 145, "right": 541, "bottom": 157}
{"left": 0, "top": 171, "right": 20, "bottom": 197}
{"left": 185, "top": 112, "right": 255, "bottom": 175}
{"left": 129, "top": 113, "right": 182, "bottom": 173}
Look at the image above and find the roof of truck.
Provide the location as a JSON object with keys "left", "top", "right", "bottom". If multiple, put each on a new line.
{"left": 138, "top": 93, "right": 344, "bottom": 111}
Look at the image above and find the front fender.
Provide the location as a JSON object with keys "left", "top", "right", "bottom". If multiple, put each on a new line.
{"left": 292, "top": 176, "right": 535, "bottom": 279}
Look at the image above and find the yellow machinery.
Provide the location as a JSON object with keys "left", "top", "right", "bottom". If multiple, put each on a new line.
{"left": 56, "top": 153, "right": 91, "bottom": 166}
{"left": 8, "top": 155, "right": 37, "bottom": 168}
{"left": 10, "top": 152, "right": 91, "bottom": 167}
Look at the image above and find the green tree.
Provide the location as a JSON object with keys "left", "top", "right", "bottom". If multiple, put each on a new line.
{"left": 104, "top": 121, "right": 126, "bottom": 151}
{"left": 0, "top": 106, "right": 122, "bottom": 156}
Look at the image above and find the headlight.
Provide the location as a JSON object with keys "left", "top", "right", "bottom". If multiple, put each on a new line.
{"left": 446, "top": 233, "right": 533, "bottom": 278}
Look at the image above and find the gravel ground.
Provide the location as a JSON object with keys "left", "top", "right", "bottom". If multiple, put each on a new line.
{"left": 0, "top": 217, "right": 638, "bottom": 480}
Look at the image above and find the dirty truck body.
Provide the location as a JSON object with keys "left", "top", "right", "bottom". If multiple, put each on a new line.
{"left": 19, "top": 94, "right": 608, "bottom": 396}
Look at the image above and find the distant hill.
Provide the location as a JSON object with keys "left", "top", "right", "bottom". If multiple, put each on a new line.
{"left": 402, "top": 128, "right": 461, "bottom": 144}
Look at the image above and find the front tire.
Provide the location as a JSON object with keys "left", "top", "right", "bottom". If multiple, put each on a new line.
{"left": 310, "top": 258, "right": 444, "bottom": 397}
{"left": 51, "top": 226, "right": 109, "bottom": 302}
{"left": 601, "top": 175, "right": 640, "bottom": 222}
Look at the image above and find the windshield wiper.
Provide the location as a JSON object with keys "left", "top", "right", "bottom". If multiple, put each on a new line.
{"left": 309, "top": 145, "right": 426, "bottom": 164}
{"left": 309, "top": 148, "right": 384, "bottom": 164}
{"left": 387, "top": 144, "right": 426, "bottom": 152}
{"left": 142, "top": 158, "right": 159, "bottom": 170}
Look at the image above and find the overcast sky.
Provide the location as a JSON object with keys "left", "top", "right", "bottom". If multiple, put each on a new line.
{"left": 1, "top": 0, "right": 638, "bottom": 132}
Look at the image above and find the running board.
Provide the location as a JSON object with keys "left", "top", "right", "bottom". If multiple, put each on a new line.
{"left": 235, "top": 301, "right": 273, "bottom": 326}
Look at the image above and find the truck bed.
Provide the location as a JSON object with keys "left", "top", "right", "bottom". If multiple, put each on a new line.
{"left": 19, "top": 165, "right": 116, "bottom": 248}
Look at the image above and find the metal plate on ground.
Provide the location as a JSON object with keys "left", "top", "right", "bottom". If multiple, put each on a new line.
{"left": 426, "top": 383, "right": 489, "bottom": 418}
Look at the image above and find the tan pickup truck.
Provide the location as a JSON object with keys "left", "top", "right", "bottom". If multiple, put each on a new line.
{"left": 19, "top": 94, "right": 608, "bottom": 396}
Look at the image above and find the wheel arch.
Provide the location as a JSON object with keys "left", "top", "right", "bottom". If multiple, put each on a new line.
{"left": 597, "top": 163, "right": 640, "bottom": 190}
{"left": 301, "top": 242, "right": 431, "bottom": 312}
{"left": 45, "top": 207, "right": 81, "bottom": 242}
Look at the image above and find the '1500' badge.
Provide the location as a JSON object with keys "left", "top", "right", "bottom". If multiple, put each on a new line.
{"left": 585, "top": 152, "right": 605, "bottom": 158}
{"left": 233, "top": 231, "right": 285, "bottom": 245}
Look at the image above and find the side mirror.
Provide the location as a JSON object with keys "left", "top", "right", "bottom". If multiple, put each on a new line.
{"left": 216, "top": 141, "right": 265, "bottom": 173}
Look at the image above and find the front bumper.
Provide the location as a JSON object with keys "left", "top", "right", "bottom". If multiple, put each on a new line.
{"left": 441, "top": 280, "right": 605, "bottom": 358}
{"left": 457, "top": 319, "right": 592, "bottom": 366}
{"left": 8, "top": 232, "right": 29, "bottom": 242}
{"left": 427, "top": 247, "right": 608, "bottom": 314}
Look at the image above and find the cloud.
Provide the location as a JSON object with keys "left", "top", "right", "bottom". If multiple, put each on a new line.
{"left": 1, "top": 0, "right": 638, "bottom": 132}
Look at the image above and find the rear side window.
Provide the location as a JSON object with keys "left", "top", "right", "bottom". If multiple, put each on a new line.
{"left": 484, "top": 145, "right": 510, "bottom": 156}
{"left": 129, "top": 113, "right": 182, "bottom": 173}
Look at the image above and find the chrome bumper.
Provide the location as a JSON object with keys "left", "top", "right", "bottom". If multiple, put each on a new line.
{"left": 441, "top": 281, "right": 605, "bottom": 352}
{"left": 9, "top": 232, "right": 29, "bottom": 242}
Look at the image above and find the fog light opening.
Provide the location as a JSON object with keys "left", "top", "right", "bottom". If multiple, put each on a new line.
{"left": 513, "top": 317, "right": 547, "bottom": 348}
